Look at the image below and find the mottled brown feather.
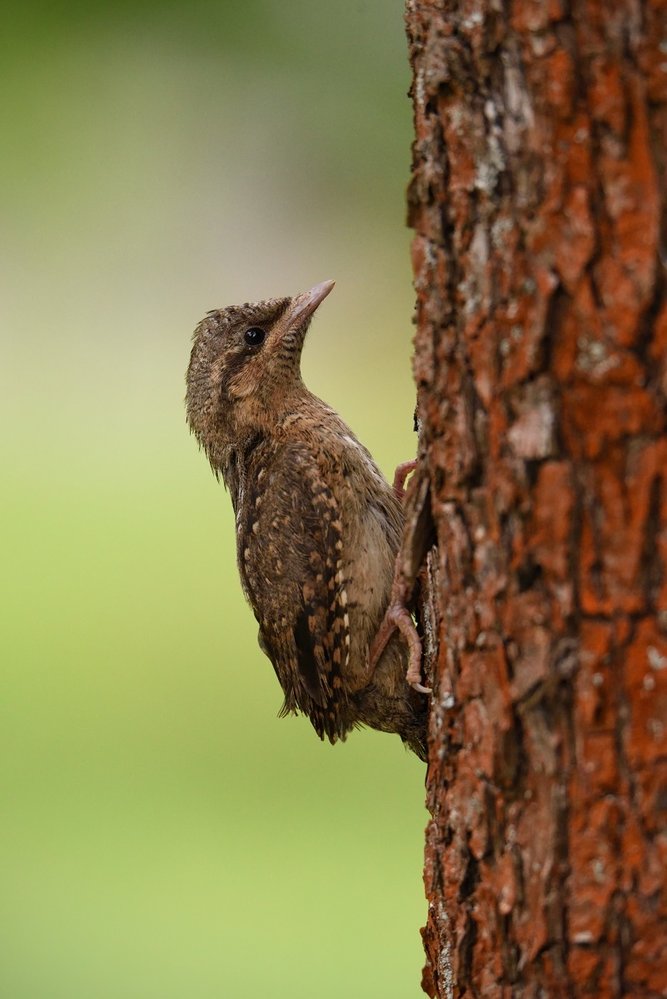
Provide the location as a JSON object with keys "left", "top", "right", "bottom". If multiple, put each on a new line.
{"left": 185, "top": 282, "right": 427, "bottom": 760}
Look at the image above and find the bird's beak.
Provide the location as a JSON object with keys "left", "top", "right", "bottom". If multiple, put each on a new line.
{"left": 284, "top": 279, "right": 335, "bottom": 329}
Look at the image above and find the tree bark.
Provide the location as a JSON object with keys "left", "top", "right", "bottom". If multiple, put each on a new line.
{"left": 404, "top": 1, "right": 667, "bottom": 995}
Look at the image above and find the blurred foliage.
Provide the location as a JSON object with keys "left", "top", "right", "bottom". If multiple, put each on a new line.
{"left": 0, "top": 2, "right": 424, "bottom": 997}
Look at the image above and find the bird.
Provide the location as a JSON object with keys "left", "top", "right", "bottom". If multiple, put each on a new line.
{"left": 185, "top": 279, "right": 428, "bottom": 760}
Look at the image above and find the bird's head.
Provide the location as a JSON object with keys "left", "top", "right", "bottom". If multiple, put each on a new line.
{"left": 186, "top": 279, "right": 334, "bottom": 468}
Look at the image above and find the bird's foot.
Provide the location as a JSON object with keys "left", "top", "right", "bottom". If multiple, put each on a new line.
{"left": 393, "top": 460, "right": 417, "bottom": 501}
{"left": 369, "top": 601, "right": 431, "bottom": 695}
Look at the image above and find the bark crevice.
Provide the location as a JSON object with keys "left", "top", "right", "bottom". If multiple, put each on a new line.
{"left": 406, "top": 1, "right": 667, "bottom": 995}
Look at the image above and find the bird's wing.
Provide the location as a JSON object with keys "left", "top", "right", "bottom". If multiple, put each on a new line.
{"left": 240, "top": 445, "right": 353, "bottom": 742}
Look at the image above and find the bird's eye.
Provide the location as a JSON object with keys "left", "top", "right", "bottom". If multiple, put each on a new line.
{"left": 244, "top": 327, "right": 266, "bottom": 347}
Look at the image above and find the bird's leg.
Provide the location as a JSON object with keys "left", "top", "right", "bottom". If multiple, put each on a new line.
{"left": 369, "top": 590, "right": 430, "bottom": 694}
{"left": 393, "top": 460, "right": 417, "bottom": 501}
{"left": 369, "top": 462, "right": 433, "bottom": 694}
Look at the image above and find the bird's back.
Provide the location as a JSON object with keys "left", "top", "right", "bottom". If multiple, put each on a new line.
{"left": 228, "top": 404, "right": 419, "bottom": 747}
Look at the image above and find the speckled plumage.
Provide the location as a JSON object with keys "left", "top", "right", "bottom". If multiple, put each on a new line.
{"left": 185, "top": 281, "right": 427, "bottom": 759}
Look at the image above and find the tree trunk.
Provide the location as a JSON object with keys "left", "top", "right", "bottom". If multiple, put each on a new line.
{"left": 404, "top": 1, "right": 667, "bottom": 995}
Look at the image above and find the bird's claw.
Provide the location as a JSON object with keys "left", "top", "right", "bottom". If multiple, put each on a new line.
{"left": 393, "top": 460, "right": 417, "bottom": 501}
{"left": 371, "top": 458, "right": 430, "bottom": 694}
{"left": 369, "top": 601, "right": 431, "bottom": 695}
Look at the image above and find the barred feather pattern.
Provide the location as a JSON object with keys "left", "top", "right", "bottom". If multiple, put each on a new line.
{"left": 235, "top": 442, "right": 354, "bottom": 742}
{"left": 185, "top": 283, "right": 428, "bottom": 759}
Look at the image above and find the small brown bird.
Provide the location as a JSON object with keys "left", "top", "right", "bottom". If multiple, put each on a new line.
{"left": 185, "top": 280, "right": 428, "bottom": 760}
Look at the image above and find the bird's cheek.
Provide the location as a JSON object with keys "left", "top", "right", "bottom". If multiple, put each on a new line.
{"left": 227, "top": 363, "right": 260, "bottom": 401}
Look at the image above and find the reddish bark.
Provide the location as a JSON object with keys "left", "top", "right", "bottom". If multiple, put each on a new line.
{"left": 405, "top": 1, "right": 667, "bottom": 995}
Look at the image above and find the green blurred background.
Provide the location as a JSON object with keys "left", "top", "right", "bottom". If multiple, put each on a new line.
{"left": 1, "top": 3, "right": 424, "bottom": 996}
